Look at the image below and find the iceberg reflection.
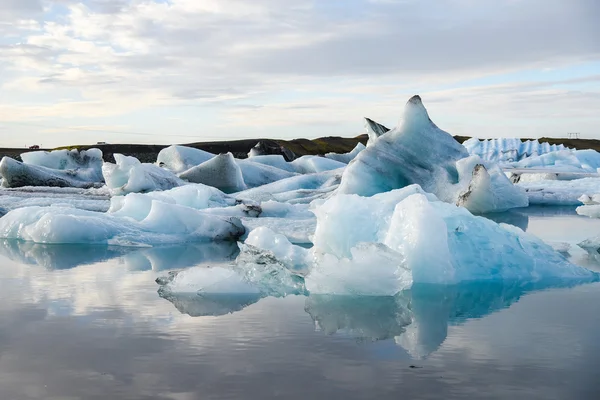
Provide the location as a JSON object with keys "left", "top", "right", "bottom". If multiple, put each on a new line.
{"left": 307, "top": 279, "right": 596, "bottom": 359}
{"left": 0, "top": 239, "right": 239, "bottom": 271}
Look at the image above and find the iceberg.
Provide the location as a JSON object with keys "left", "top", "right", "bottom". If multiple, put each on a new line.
{"left": 463, "top": 138, "right": 569, "bottom": 163}
{"left": 517, "top": 178, "right": 600, "bottom": 205}
{"left": 156, "top": 145, "right": 215, "bottom": 174}
{"left": 21, "top": 147, "right": 103, "bottom": 171}
{"left": 0, "top": 157, "right": 103, "bottom": 189}
{"left": 247, "top": 140, "right": 296, "bottom": 161}
{"left": 235, "top": 169, "right": 342, "bottom": 203}
{"left": 103, "top": 154, "right": 185, "bottom": 195}
{"left": 364, "top": 117, "right": 390, "bottom": 145}
{"left": 511, "top": 149, "right": 600, "bottom": 173}
{"left": 244, "top": 155, "right": 296, "bottom": 173}
{"left": 337, "top": 96, "right": 527, "bottom": 213}
{"left": 291, "top": 156, "right": 346, "bottom": 174}
{"left": 324, "top": 143, "right": 366, "bottom": 164}
{"left": 178, "top": 153, "right": 247, "bottom": 193}
{"left": 306, "top": 187, "right": 596, "bottom": 294}
{"left": 236, "top": 159, "right": 298, "bottom": 188}
{"left": 0, "top": 199, "right": 245, "bottom": 245}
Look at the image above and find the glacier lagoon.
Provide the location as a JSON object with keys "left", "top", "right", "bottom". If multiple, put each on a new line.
{"left": 2, "top": 96, "right": 600, "bottom": 398}
{"left": 0, "top": 207, "right": 600, "bottom": 399}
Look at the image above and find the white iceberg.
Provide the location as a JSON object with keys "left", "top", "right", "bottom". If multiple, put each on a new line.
{"left": 517, "top": 177, "right": 600, "bottom": 205}
{"left": 337, "top": 96, "right": 527, "bottom": 213}
{"left": 0, "top": 198, "right": 245, "bottom": 245}
{"left": 156, "top": 145, "right": 215, "bottom": 174}
{"left": 21, "top": 148, "right": 104, "bottom": 177}
{"left": 103, "top": 154, "right": 185, "bottom": 195}
{"left": 0, "top": 157, "right": 103, "bottom": 189}
{"left": 235, "top": 169, "right": 342, "bottom": 204}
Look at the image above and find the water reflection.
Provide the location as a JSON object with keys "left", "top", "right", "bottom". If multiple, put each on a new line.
{"left": 159, "top": 278, "right": 596, "bottom": 359}
{"left": 0, "top": 239, "right": 239, "bottom": 271}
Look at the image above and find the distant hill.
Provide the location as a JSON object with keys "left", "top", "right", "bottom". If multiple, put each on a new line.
{"left": 2, "top": 135, "right": 600, "bottom": 163}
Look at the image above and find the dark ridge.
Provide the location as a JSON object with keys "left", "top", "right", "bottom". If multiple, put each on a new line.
{"left": 2, "top": 136, "right": 598, "bottom": 164}
{"left": 0, "top": 135, "right": 370, "bottom": 163}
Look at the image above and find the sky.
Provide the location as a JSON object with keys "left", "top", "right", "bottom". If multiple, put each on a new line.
{"left": 0, "top": 0, "right": 599, "bottom": 148}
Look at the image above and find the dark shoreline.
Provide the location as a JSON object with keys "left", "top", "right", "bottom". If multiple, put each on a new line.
{"left": 1, "top": 135, "right": 598, "bottom": 163}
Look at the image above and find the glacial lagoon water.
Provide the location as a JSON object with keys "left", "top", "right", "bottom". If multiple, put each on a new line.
{"left": 1, "top": 207, "right": 600, "bottom": 399}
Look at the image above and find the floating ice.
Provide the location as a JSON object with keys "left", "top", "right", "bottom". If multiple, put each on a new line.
{"left": 156, "top": 145, "right": 214, "bottom": 173}
{"left": 510, "top": 149, "right": 600, "bottom": 173}
{"left": 21, "top": 148, "right": 103, "bottom": 177}
{"left": 337, "top": 96, "right": 527, "bottom": 213}
{"left": 235, "top": 169, "right": 342, "bottom": 203}
{"left": 291, "top": 156, "right": 346, "bottom": 174}
{"left": 0, "top": 201, "right": 245, "bottom": 245}
{"left": 518, "top": 178, "right": 600, "bottom": 205}
{"left": 244, "top": 155, "right": 296, "bottom": 172}
{"left": 236, "top": 159, "right": 298, "bottom": 188}
{"left": 463, "top": 138, "right": 569, "bottom": 163}
{"left": 307, "top": 187, "right": 595, "bottom": 293}
{"left": 178, "top": 153, "right": 247, "bottom": 193}
{"left": 325, "top": 143, "right": 366, "bottom": 164}
{"left": 244, "top": 227, "right": 309, "bottom": 273}
{"left": 103, "top": 154, "right": 185, "bottom": 195}
{"left": 0, "top": 157, "right": 103, "bottom": 189}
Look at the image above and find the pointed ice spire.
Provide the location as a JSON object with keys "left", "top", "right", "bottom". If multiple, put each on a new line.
{"left": 402, "top": 95, "right": 433, "bottom": 129}
{"left": 364, "top": 117, "right": 390, "bottom": 146}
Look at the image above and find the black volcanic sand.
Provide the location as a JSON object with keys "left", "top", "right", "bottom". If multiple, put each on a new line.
{"left": 1, "top": 135, "right": 598, "bottom": 164}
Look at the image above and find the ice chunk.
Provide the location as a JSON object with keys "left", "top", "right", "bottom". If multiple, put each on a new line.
{"left": 244, "top": 155, "right": 296, "bottom": 172}
{"left": 456, "top": 157, "right": 528, "bottom": 214}
{"left": 308, "top": 188, "right": 596, "bottom": 291}
{"left": 518, "top": 178, "right": 600, "bottom": 205}
{"left": 156, "top": 145, "right": 214, "bottom": 173}
{"left": 21, "top": 148, "right": 103, "bottom": 180}
{"left": 108, "top": 184, "right": 234, "bottom": 220}
{"left": 247, "top": 140, "right": 296, "bottom": 161}
{"left": 306, "top": 243, "right": 412, "bottom": 296}
{"left": 511, "top": 149, "right": 600, "bottom": 173}
{"left": 291, "top": 156, "right": 346, "bottom": 174}
{"left": 236, "top": 159, "right": 298, "bottom": 188}
{"left": 103, "top": 154, "right": 185, "bottom": 195}
{"left": 235, "top": 169, "right": 342, "bottom": 203}
{"left": 178, "top": 153, "right": 247, "bottom": 193}
{"left": 0, "top": 202, "right": 245, "bottom": 245}
{"left": 337, "top": 96, "right": 526, "bottom": 213}
{"left": 0, "top": 157, "right": 103, "bottom": 189}
{"left": 364, "top": 117, "right": 390, "bottom": 146}
{"left": 324, "top": 143, "right": 366, "bottom": 164}
{"left": 244, "top": 227, "right": 309, "bottom": 273}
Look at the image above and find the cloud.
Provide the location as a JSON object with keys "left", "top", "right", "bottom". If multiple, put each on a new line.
{"left": 0, "top": 0, "right": 599, "bottom": 145}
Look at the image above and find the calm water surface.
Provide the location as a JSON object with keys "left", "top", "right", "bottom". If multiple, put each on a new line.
{"left": 1, "top": 207, "right": 600, "bottom": 399}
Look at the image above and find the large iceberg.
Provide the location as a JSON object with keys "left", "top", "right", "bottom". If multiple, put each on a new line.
{"left": 337, "top": 96, "right": 528, "bottom": 213}
{"left": 103, "top": 154, "right": 185, "bottom": 195}
{"left": 223, "top": 186, "right": 596, "bottom": 297}
{"left": 0, "top": 157, "right": 103, "bottom": 189}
